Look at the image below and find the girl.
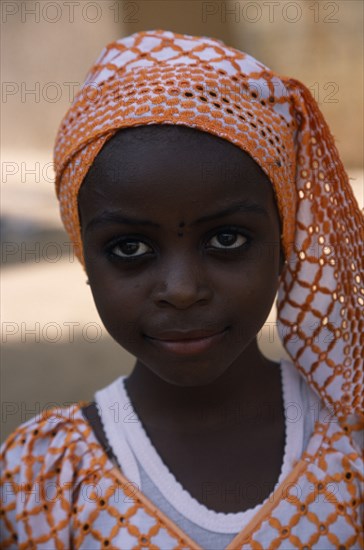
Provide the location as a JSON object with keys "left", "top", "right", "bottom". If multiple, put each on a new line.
{"left": 1, "top": 29, "right": 363, "bottom": 549}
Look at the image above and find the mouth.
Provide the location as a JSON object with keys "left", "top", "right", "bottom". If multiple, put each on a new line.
{"left": 145, "top": 328, "right": 229, "bottom": 356}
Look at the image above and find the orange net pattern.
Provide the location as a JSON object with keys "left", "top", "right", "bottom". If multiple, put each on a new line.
{"left": 1, "top": 405, "right": 363, "bottom": 548}
{"left": 53, "top": 30, "right": 363, "bottom": 421}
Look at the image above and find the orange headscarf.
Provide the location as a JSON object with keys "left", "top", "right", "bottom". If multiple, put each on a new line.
{"left": 54, "top": 30, "right": 363, "bottom": 425}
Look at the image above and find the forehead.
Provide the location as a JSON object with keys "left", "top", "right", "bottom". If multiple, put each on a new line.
{"left": 78, "top": 125, "right": 277, "bottom": 217}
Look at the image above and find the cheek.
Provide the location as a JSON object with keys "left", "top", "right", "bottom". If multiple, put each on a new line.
{"left": 227, "top": 270, "right": 277, "bottom": 307}
{"left": 222, "top": 253, "right": 280, "bottom": 316}
{"left": 92, "top": 294, "right": 142, "bottom": 352}
{"left": 87, "top": 269, "right": 146, "bottom": 344}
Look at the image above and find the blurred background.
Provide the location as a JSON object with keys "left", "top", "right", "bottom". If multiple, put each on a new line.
{"left": 1, "top": 0, "right": 363, "bottom": 442}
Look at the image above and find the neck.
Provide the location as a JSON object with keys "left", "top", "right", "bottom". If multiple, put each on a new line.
{"left": 124, "top": 340, "right": 282, "bottom": 434}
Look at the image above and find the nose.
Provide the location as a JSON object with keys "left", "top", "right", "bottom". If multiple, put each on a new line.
{"left": 152, "top": 254, "right": 212, "bottom": 309}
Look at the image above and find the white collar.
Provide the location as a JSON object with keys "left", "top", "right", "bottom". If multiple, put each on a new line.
{"left": 95, "top": 359, "right": 308, "bottom": 532}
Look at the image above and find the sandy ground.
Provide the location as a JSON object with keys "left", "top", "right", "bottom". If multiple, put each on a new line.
{"left": 1, "top": 151, "right": 363, "bottom": 443}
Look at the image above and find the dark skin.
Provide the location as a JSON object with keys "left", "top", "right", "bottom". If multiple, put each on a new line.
{"left": 79, "top": 124, "right": 286, "bottom": 513}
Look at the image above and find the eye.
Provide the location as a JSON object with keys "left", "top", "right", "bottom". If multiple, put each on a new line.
{"left": 208, "top": 229, "right": 248, "bottom": 249}
{"left": 108, "top": 238, "right": 152, "bottom": 259}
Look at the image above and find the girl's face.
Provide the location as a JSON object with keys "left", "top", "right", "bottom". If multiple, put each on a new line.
{"left": 79, "top": 125, "right": 284, "bottom": 387}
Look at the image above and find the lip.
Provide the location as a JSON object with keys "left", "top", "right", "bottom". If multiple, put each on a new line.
{"left": 145, "top": 328, "right": 229, "bottom": 355}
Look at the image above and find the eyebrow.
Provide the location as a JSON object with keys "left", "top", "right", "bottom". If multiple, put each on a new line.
{"left": 194, "top": 201, "right": 268, "bottom": 225}
{"left": 85, "top": 212, "right": 160, "bottom": 232}
{"left": 85, "top": 200, "right": 268, "bottom": 232}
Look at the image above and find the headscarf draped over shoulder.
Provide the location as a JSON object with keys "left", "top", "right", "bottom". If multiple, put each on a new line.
{"left": 53, "top": 30, "right": 364, "bottom": 426}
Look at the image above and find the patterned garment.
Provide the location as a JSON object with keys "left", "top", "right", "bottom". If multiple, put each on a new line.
{"left": 1, "top": 30, "right": 363, "bottom": 549}
{"left": 1, "top": 366, "right": 363, "bottom": 549}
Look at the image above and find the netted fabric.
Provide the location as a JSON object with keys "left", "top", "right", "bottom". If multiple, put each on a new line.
{"left": 53, "top": 29, "right": 363, "bottom": 423}
{"left": 1, "top": 405, "right": 363, "bottom": 549}
{"left": 54, "top": 30, "right": 298, "bottom": 262}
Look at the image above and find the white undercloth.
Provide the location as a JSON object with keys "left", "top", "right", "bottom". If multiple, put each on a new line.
{"left": 95, "top": 359, "right": 321, "bottom": 547}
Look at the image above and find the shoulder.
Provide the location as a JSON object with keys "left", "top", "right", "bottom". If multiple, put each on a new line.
{"left": 302, "top": 406, "right": 363, "bottom": 504}
{"left": 1, "top": 402, "right": 93, "bottom": 470}
{"left": 1, "top": 402, "right": 100, "bottom": 492}
{"left": 324, "top": 410, "right": 364, "bottom": 466}
{"left": 0, "top": 401, "right": 116, "bottom": 484}
{"left": 0, "top": 402, "right": 109, "bottom": 547}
